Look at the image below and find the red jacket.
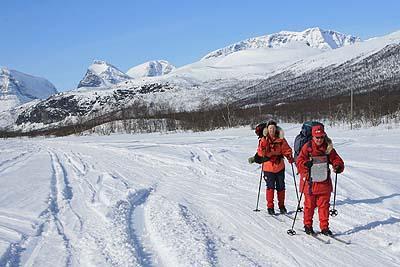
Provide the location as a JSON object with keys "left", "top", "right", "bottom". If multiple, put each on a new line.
{"left": 257, "top": 135, "right": 293, "bottom": 173}
{"left": 296, "top": 140, "right": 344, "bottom": 195}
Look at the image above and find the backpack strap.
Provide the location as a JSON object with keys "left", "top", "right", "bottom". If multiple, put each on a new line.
{"left": 306, "top": 141, "right": 313, "bottom": 195}
{"left": 307, "top": 140, "right": 313, "bottom": 158}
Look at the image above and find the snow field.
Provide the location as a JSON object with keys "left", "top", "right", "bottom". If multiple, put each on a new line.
{"left": 0, "top": 124, "right": 398, "bottom": 266}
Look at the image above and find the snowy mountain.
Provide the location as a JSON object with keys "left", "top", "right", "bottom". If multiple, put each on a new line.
{"left": 238, "top": 31, "right": 400, "bottom": 106}
{"left": 126, "top": 60, "right": 176, "bottom": 79}
{"left": 202, "top": 27, "right": 361, "bottom": 60}
{"left": 4, "top": 29, "right": 400, "bottom": 132}
{"left": 77, "top": 60, "right": 131, "bottom": 88}
{"left": 0, "top": 67, "right": 57, "bottom": 113}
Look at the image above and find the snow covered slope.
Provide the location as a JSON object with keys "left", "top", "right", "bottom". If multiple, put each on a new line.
{"left": 0, "top": 100, "right": 40, "bottom": 128}
{"left": 238, "top": 31, "right": 400, "bottom": 105}
{"left": 0, "top": 124, "right": 399, "bottom": 266}
{"left": 126, "top": 60, "right": 176, "bottom": 79}
{"left": 287, "top": 30, "right": 400, "bottom": 74}
{"left": 202, "top": 27, "right": 360, "bottom": 60}
{"left": 166, "top": 41, "right": 323, "bottom": 82}
{"left": 0, "top": 68, "right": 57, "bottom": 112}
{"left": 77, "top": 60, "right": 131, "bottom": 88}
{"left": 121, "top": 30, "right": 397, "bottom": 94}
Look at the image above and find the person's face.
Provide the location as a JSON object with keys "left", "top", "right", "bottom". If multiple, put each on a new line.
{"left": 313, "top": 135, "right": 325, "bottom": 145}
{"left": 268, "top": 125, "right": 276, "bottom": 137}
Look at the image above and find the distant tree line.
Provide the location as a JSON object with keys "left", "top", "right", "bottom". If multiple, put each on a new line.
{"left": 0, "top": 85, "right": 399, "bottom": 138}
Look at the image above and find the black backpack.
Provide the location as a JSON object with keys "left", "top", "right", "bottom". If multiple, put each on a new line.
{"left": 294, "top": 121, "right": 325, "bottom": 161}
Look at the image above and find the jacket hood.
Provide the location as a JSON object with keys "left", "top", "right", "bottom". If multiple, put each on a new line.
{"left": 262, "top": 125, "right": 284, "bottom": 138}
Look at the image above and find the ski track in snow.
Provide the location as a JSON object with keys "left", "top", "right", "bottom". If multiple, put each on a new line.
{"left": 0, "top": 148, "right": 37, "bottom": 175}
{"left": 36, "top": 150, "right": 75, "bottom": 266}
{"left": 0, "top": 144, "right": 41, "bottom": 267}
{"left": 0, "top": 125, "right": 399, "bottom": 266}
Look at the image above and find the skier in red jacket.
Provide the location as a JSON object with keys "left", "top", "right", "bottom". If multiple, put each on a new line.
{"left": 296, "top": 125, "right": 344, "bottom": 236}
{"left": 257, "top": 121, "right": 294, "bottom": 215}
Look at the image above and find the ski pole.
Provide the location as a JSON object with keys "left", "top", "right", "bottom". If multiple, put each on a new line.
{"left": 291, "top": 163, "right": 303, "bottom": 212}
{"left": 287, "top": 168, "right": 309, "bottom": 236}
{"left": 253, "top": 164, "right": 264, "bottom": 212}
{"left": 330, "top": 172, "right": 338, "bottom": 217}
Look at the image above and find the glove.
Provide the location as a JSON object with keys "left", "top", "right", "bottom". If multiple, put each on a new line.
{"left": 287, "top": 157, "right": 294, "bottom": 164}
{"left": 254, "top": 154, "right": 270, "bottom": 164}
{"left": 248, "top": 156, "right": 255, "bottom": 164}
{"left": 333, "top": 165, "right": 344, "bottom": 173}
{"left": 304, "top": 160, "right": 313, "bottom": 169}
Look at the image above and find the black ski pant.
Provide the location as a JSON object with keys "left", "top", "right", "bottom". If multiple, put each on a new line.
{"left": 263, "top": 169, "right": 285, "bottom": 191}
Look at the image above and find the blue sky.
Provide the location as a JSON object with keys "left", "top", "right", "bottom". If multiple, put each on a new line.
{"left": 1, "top": 0, "right": 399, "bottom": 91}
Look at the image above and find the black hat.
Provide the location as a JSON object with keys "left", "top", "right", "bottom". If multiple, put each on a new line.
{"left": 267, "top": 120, "right": 277, "bottom": 127}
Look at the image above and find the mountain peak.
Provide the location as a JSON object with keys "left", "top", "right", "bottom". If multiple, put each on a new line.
{"left": 92, "top": 60, "right": 108, "bottom": 65}
{"left": 202, "top": 27, "right": 361, "bottom": 60}
{"left": 78, "top": 60, "right": 131, "bottom": 88}
{"left": 306, "top": 26, "right": 323, "bottom": 32}
{"left": 126, "top": 60, "right": 176, "bottom": 79}
{"left": 0, "top": 68, "right": 57, "bottom": 112}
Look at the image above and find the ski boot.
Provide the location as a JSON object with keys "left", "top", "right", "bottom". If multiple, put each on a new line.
{"left": 304, "top": 225, "right": 315, "bottom": 235}
{"left": 321, "top": 228, "right": 333, "bottom": 236}
{"left": 267, "top": 208, "right": 275, "bottom": 215}
{"left": 279, "top": 206, "right": 287, "bottom": 214}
